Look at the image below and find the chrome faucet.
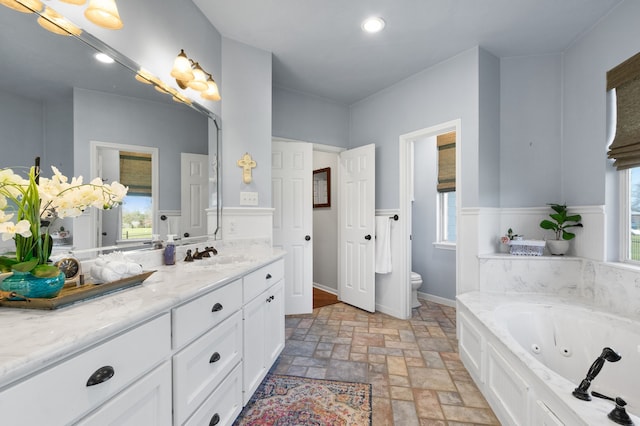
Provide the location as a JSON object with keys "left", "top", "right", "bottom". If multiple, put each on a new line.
{"left": 572, "top": 347, "right": 622, "bottom": 401}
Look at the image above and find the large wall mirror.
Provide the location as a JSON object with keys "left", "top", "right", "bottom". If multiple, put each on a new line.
{"left": 0, "top": 6, "right": 220, "bottom": 255}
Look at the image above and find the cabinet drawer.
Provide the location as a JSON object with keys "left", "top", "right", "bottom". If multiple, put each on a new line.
{"left": 76, "top": 361, "right": 172, "bottom": 426}
{"left": 173, "top": 310, "right": 243, "bottom": 425}
{"left": 172, "top": 278, "right": 242, "bottom": 349}
{"left": 243, "top": 259, "right": 284, "bottom": 303}
{"left": 184, "top": 363, "right": 243, "bottom": 426}
{"left": 0, "top": 314, "right": 170, "bottom": 426}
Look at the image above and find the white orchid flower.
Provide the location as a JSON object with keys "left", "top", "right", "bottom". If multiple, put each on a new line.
{"left": 0, "top": 219, "right": 32, "bottom": 241}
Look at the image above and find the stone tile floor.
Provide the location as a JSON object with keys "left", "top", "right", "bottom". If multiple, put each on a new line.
{"left": 274, "top": 299, "right": 501, "bottom": 425}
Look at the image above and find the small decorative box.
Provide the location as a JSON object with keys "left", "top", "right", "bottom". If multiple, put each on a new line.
{"left": 508, "top": 240, "right": 545, "bottom": 256}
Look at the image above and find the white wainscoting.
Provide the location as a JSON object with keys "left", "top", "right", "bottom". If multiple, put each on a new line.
{"left": 222, "top": 207, "right": 274, "bottom": 243}
{"left": 375, "top": 209, "right": 407, "bottom": 319}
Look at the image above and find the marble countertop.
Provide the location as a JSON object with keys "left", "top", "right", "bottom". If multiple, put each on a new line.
{"left": 0, "top": 242, "right": 285, "bottom": 389}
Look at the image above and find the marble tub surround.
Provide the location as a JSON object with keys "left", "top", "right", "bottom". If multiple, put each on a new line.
{"left": 0, "top": 240, "right": 284, "bottom": 389}
{"left": 477, "top": 254, "right": 640, "bottom": 321}
{"left": 457, "top": 292, "right": 640, "bottom": 425}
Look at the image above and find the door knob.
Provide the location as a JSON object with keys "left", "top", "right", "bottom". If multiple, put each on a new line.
{"left": 364, "top": 234, "right": 372, "bottom": 240}
{"left": 305, "top": 235, "right": 311, "bottom": 241}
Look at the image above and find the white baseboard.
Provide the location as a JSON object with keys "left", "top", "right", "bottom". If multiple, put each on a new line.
{"left": 417, "top": 291, "right": 456, "bottom": 308}
{"left": 312, "top": 283, "right": 337, "bottom": 295}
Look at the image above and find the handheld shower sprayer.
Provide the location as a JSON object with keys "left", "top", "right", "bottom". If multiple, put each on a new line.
{"left": 572, "top": 347, "right": 622, "bottom": 401}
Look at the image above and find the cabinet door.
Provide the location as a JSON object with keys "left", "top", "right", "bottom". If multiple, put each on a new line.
{"left": 265, "top": 280, "right": 285, "bottom": 366}
{"left": 77, "top": 362, "right": 172, "bottom": 426}
{"left": 243, "top": 292, "right": 268, "bottom": 405}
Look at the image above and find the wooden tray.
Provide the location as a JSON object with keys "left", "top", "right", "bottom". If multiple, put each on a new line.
{"left": 0, "top": 271, "right": 155, "bottom": 310}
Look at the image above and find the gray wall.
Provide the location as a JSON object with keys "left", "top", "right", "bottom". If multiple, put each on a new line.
{"left": 349, "top": 47, "right": 482, "bottom": 210}
{"left": 0, "top": 90, "right": 74, "bottom": 176}
{"left": 273, "top": 87, "right": 349, "bottom": 147}
{"left": 220, "top": 38, "right": 272, "bottom": 208}
{"left": 478, "top": 49, "right": 501, "bottom": 208}
{"left": 73, "top": 88, "right": 208, "bottom": 211}
{"left": 0, "top": 90, "right": 45, "bottom": 167}
{"left": 500, "top": 54, "right": 563, "bottom": 207}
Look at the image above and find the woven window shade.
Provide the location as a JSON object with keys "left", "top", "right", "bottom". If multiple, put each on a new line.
{"left": 607, "top": 51, "right": 640, "bottom": 170}
{"left": 119, "top": 151, "right": 152, "bottom": 195}
{"left": 437, "top": 131, "right": 456, "bottom": 192}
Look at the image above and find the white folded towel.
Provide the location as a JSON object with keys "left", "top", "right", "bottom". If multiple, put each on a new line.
{"left": 375, "top": 216, "right": 392, "bottom": 274}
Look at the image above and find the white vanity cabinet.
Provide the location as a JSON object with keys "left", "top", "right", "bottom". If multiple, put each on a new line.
{"left": 0, "top": 253, "right": 286, "bottom": 426}
{"left": 0, "top": 313, "right": 171, "bottom": 426}
{"left": 242, "top": 259, "right": 285, "bottom": 405}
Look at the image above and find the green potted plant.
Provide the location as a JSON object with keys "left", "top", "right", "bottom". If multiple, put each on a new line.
{"left": 539, "top": 203, "right": 583, "bottom": 255}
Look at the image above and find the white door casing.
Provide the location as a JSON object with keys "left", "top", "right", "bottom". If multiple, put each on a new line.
{"left": 398, "top": 119, "right": 461, "bottom": 318}
{"left": 181, "top": 153, "right": 209, "bottom": 239}
{"left": 339, "top": 144, "right": 376, "bottom": 312}
{"left": 272, "top": 139, "right": 313, "bottom": 315}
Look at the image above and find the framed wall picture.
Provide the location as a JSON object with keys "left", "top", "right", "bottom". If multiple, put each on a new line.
{"left": 313, "top": 167, "right": 331, "bottom": 208}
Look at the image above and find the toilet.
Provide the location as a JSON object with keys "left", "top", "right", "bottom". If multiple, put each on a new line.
{"left": 411, "top": 271, "right": 422, "bottom": 308}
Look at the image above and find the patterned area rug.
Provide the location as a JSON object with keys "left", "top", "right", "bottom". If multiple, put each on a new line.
{"left": 233, "top": 374, "right": 372, "bottom": 426}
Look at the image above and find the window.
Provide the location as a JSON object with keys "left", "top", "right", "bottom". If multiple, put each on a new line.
{"left": 121, "top": 194, "right": 152, "bottom": 240}
{"left": 608, "top": 51, "right": 640, "bottom": 263}
{"left": 119, "top": 151, "right": 153, "bottom": 241}
{"left": 439, "top": 191, "right": 457, "bottom": 243}
{"left": 437, "top": 131, "right": 456, "bottom": 245}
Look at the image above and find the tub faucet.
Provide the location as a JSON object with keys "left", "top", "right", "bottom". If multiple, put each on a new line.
{"left": 592, "top": 391, "right": 635, "bottom": 426}
{"left": 572, "top": 347, "right": 622, "bottom": 401}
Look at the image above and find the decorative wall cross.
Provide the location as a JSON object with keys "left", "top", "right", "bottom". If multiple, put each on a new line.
{"left": 237, "top": 152, "right": 257, "bottom": 184}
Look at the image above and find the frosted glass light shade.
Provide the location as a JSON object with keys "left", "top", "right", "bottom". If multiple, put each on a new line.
{"left": 0, "top": 0, "right": 42, "bottom": 13}
{"left": 84, "top": 0, "right": 123, "bottom": 29}
{"left": 201, "top": 77, "right": 221, "bottom": 101}
{"left": 187, "top": 63, "right": 208, "bottom": 91}
{"left": 37, "top": 7, "right": 82, "bottom": 36}
{"left": 170, "top": 50, "right": 194, "bottom": 83}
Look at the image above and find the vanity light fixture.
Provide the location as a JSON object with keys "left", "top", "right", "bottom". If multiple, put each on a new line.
{"left": 170, "top": 49, "right": 221, "bottom": 101}
{"left": 201, "top": 74, "right": 221, "bottom": 101}
{"left": 84, "top": 0, "right": 123, "bottom": 30}
{"left": 37, "top": 6, "right": 82, "bottom": 36}
{"left": 361, "top": 16, "right": 385, "bottom": 33}
{"left": 0, "top": 0, "right": 42, "bottom": 13}
{"left": 186, "top": 63, "right": 208, "bottom": 91}
{"left": 170, "top": 49, "right": 194, "bottom": 82}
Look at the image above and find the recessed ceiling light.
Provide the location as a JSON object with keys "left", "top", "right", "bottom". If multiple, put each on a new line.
{"left": 95, "top": 52, "right": 114, "bottom": 64}
{"left": 361, "top": 17, "right": 385, "bottom": 33}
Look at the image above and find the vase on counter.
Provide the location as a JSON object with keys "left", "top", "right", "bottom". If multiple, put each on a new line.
{"left": 0, "top": 271, "right": 65, "bottom": 299}
{"left": 546, "top": 239, "right": 570, "bottom": 255}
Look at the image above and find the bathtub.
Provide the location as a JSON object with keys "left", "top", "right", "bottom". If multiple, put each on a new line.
{"left": 457, "top": 292, "right": 640, "bottom": 426}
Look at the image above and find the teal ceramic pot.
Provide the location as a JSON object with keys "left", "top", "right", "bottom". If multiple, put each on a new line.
{"left": 0, "top": 271, "right": 65, "bottom": 299}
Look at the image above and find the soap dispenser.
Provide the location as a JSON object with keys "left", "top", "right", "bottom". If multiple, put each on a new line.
{"left": 164, "top": 235, "right": 176, "bottom": 265}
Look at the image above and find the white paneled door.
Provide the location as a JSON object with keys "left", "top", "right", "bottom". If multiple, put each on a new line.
{"left": 272, "top": 140, "right": 313, "bottom": 315}
{"left": 339, "top": 144, "right": 376, "bottom": 312}
{"left": 181, "top": 153, "right": 208, "bottom": 239}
